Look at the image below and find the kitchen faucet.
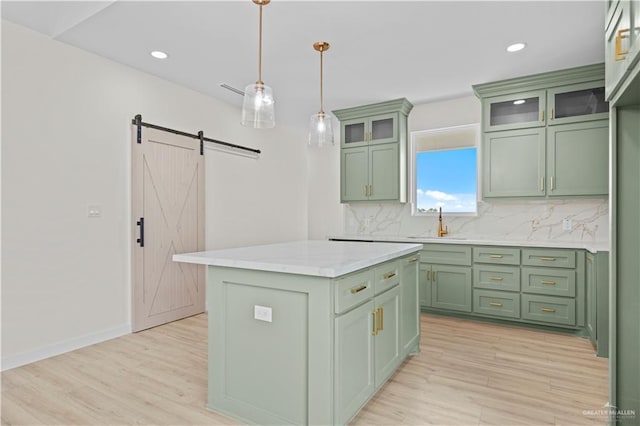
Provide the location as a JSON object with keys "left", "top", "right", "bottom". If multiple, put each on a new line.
{"left": 438, "top": 207, "right": 449, "bottom": 237}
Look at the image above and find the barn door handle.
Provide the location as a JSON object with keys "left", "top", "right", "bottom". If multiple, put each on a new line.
{"left": 136, "top": 217, "right": 144, "bottom": 247}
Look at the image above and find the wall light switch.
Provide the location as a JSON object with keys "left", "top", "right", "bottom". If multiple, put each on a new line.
{"left": 254, "top": 305, "right": 272, "bottom": 322}
{"left": 562, "top": 218, "right": 572, "bottom": 231}
{"left": 88, "top": 205, "right": 102, "bottom": 218}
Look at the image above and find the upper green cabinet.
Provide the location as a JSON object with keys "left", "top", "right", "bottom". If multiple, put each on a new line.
{"left": 483, "top": 90, "right": 546, "bottom": 132}
{"left": 341, "top": 113, "right": 398, "bottom": 147}
{"left": 605, "top": 0, "right": 640, "bottom": 103}
{"left": 334, "top": 98, "right": 413, "bottom": 203}
{"left": 474, "top": 64, "right": 609, "bottom": 199}
{"left": 547, "top": 81, "right": 609, "bottom": 125}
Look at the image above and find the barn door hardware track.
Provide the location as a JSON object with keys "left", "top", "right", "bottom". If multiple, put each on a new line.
{"left": 132, "top": 114, "right": 261, "bottom": 155}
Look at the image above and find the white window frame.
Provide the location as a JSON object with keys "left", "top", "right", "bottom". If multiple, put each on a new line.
{"left": 409, "top": 123, "right": 481, "bottom": 217}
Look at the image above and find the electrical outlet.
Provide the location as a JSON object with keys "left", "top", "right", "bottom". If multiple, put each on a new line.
{"left": 562, "top": 218, "right": 572, "bottom": 231}
{"left": 254, "top": 305, "right": 272, "bottom": 322}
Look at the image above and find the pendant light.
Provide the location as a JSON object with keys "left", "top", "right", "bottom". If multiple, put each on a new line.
{"left": 308, "top": 41, "right": 334, "bottom": 146}
{"left": 241, "top": 0, "right": 275, "bottom": 128}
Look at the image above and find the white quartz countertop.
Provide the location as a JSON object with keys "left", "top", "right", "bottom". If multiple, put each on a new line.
{"left": 329, "top": 235, "right": 609, "bottom": 253}
{"left": 172, "top": 240, "right": 423, "bottom": 278}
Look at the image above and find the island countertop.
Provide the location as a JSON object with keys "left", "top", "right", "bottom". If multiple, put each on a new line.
{"left": 172, "top": 240, "right": 423, "bottom": 278}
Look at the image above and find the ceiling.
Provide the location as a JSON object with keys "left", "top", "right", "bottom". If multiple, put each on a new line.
{"left": 1, "top": 1, "right": 606, "bottom": 128}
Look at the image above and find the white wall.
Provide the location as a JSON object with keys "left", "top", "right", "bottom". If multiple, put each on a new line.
{"left": 1, "top": 21, "right": 309, "bottom": 369}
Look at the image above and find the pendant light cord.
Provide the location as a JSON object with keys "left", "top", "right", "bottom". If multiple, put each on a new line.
{"left": 319, "top": 48, "right": 324, "bottom": 114}
{"left": 257, "top": 4, "right": 263, "bottom": 85}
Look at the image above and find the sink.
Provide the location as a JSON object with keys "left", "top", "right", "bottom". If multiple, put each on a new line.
{"left": 406, "top": 236, "right": 467, "bottom": 241}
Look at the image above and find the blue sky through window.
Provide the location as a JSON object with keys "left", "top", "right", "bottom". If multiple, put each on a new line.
{"left": 416, "top": 147, "right": 477, "bottom": 213}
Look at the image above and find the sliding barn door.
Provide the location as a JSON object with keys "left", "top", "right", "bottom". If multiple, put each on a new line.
{"left": 131, "top": 125, "right": 205, "bottom": 332}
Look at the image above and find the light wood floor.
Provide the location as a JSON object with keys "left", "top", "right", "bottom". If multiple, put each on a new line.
{"left": 1, "top": 314, "right": 608, "bottom": 426}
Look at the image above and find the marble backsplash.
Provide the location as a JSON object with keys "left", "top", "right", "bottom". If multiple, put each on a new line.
{"left": 344, "top": 198, "right": 609, "bottom": 243}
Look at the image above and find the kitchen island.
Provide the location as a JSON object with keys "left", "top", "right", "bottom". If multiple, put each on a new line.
{"left": 173, "top": 240, "right": 422, "bottom": 426}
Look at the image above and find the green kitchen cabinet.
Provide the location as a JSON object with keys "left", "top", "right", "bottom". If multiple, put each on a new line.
{"left": 547, "top": 81, "right": 609, "bottom": 125}
{"left": 373, "top": 286, "right": 401, "bottom": 386}
{"left": 482, "top": 90, "right": 546, "bottom": 132}
{"left": 400, "top": 255, "right": 420, "bottom": 356}
{"left": 475, "top": 64, "right": 609, "bottom": 199}
{"left": 606, "top": 0, "right": 633, "bottom": 101}
{"left": 334, "top": 300, "right": 375, "bottom": 425}
{"left": 584, "top": 250, "right": 608, "bottom": 357}
{"left": 340, "top": 113, "right": 398, "bottom": 147}
{"left": 340, "top": 143, "right": 399, "bottom": 202}
{"left": 482, "top": 128, "right": 546, "bottom": 197}
{"left": 429, "top": 265, "right": 473, "bottom": 313}
{"left": 418, "top": 263, "right": 432, "bottom": 308}
{"left": 546, "top": 120, "right": 609, "bottom": 196}
{"left": 334, "top": 98, "right": 413, "bottom": 203}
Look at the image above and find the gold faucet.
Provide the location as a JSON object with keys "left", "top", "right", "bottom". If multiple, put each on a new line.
{"left": 438, "top": 207, "right": 449, "bottom": 237}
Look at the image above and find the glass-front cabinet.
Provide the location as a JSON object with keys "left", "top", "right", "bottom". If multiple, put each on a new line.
{"left": 482, "top": 90, "right": 546, "bottom": 132}
{"left": 547, "top": 81, "right": 609, "bottom": 125}
{"left": 341, "top": 113, "right": 398, "bottom": 147}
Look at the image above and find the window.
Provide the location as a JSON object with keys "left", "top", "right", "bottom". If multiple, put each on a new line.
{"left": 411, "top": 124, "right": 479, "bottom": 215}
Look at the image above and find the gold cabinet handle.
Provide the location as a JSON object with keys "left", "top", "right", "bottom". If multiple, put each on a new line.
{"left": 489, "top": 254, "right": 503, "bottom": 259}
{"left": 433, "top": 271, "right": 437, "bottom": 281}
{"left": 377, "top": 306, "right": 384, "bottom": 331}
{"left": 551, "top": 108, "right": 554, "bottom": 120}
{"left": 407, "top": 257, "right": 418, "bottom": 264}
{"left": 550, "top": 176, "right": 555, "bottom": 191}
{"left": 372, "top": 310, "right": 378, "bottom": 335}
{"left": 615, "top": 28, "right": 630, "bottom": 61}
{"left": 383, "top": 272, "right": 397, "bottom": 280}
{"left": 489, "top": 302, "right": 503, "bottom": 307}
{"left": 350, "top": 284, "right": 368, "bottom": 294}
{"left": 489, "top": 276, "right": 504, "bottom": 281}
{"left": 541, "top": 307, "right": 556, "bottom": 313}
{"left": 426, "top": 270, "right": 431, "bottom": 281}
{"left": 540, "top": 257, "right": 556, "bottom": 261}
{"left": 540, "top": 177, "right": 545, "bottom": 192}
{"left": 541, "top": 280, "right": 556, "bottom": 286}
{"left": 541, "top": 110, "right": 545, "bottom": 121}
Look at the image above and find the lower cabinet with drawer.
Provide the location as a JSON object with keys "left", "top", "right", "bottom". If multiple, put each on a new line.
{"left": 334, "top": 253, "right": 419, "bottom": 425}
{"left": 420, "top": 244, "right": 586, "bottom": 334}
{"left": 419, "top": 244, "right": 472, "bottom": 313}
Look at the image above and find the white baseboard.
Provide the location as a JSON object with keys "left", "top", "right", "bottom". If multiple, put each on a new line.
{"left": 1, "top": 323, "right": 131, "bottom": 372}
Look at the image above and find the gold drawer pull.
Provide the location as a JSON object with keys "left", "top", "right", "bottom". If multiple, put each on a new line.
{"left": 407, "top": 257, "right": 418, "bottom": 264}
{"left": 489, "top": 255, "right": 503, "bottom": 259}
{"left": 383, "top": 272, "right": 397, "bottom": 280}
{"left": 378, "top": 306, "right": 384, "bottom": 331}
{"left": 489, "top": 302, "right": 503, "bottom": 307}
{"left": 541, "top": 307, "right": 556, "bottom": 313}
{"left": 489, "top": 276, "right": 504, "bottom": 281}
{"left": 540, "top": 257, "right": 556, "bottom": 261}
{"left": 615, "top": 28, "right": 630, "bottom": 61}
{"left": 426, "top": 270, "right": 431, "bottom": 280}
{"left": 541, "top": 110, "right": 545, "bottom": 121}
{"left": 541, "top": 280, "right": 556, "bottom": 285}
{"left": 350, "top": 285, "right": 367, "bottom": 294}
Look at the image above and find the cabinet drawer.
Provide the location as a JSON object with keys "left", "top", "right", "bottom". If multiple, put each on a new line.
{"left": 521, "top": 294, "right": 576, "bottom": 326}
{"left": 474, "top": 290, "right": 520, "bottom": 319}
{"left": 521, "top": 248, "right": 576, "bottom": 268}
{"left": 473, "top": 247, "right": 520, "bottom": 265}
{"left": 421, "top": 244, "right": 471, "bottom": 266}
{"left": 373, "top": 260, "right": 401, "bottom": 295}
{"left": 522, "top": 267, "right": 576, "bottom": 297}
{"left": 473, "top": 265, "right": 521, "bottom": 291}
{"left": 335, "top": 269, "right": 374, "bottom": 314}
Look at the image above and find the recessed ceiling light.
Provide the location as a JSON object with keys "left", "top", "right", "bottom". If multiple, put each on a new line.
{"left": 150, "top": 50, "right": 168, "bottom": 59}
{"left": 506, "top": 42, "right": 527, "bottom": 53}
{"left": 513, "top": 99, "right": 525, "bottom": 105}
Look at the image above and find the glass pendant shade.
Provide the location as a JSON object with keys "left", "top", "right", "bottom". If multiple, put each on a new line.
{"left": 308, "top": 112, "right": 334, "bottom": 146}
{"left": 241, "top": 82, "right": 275, "bottom": 128}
